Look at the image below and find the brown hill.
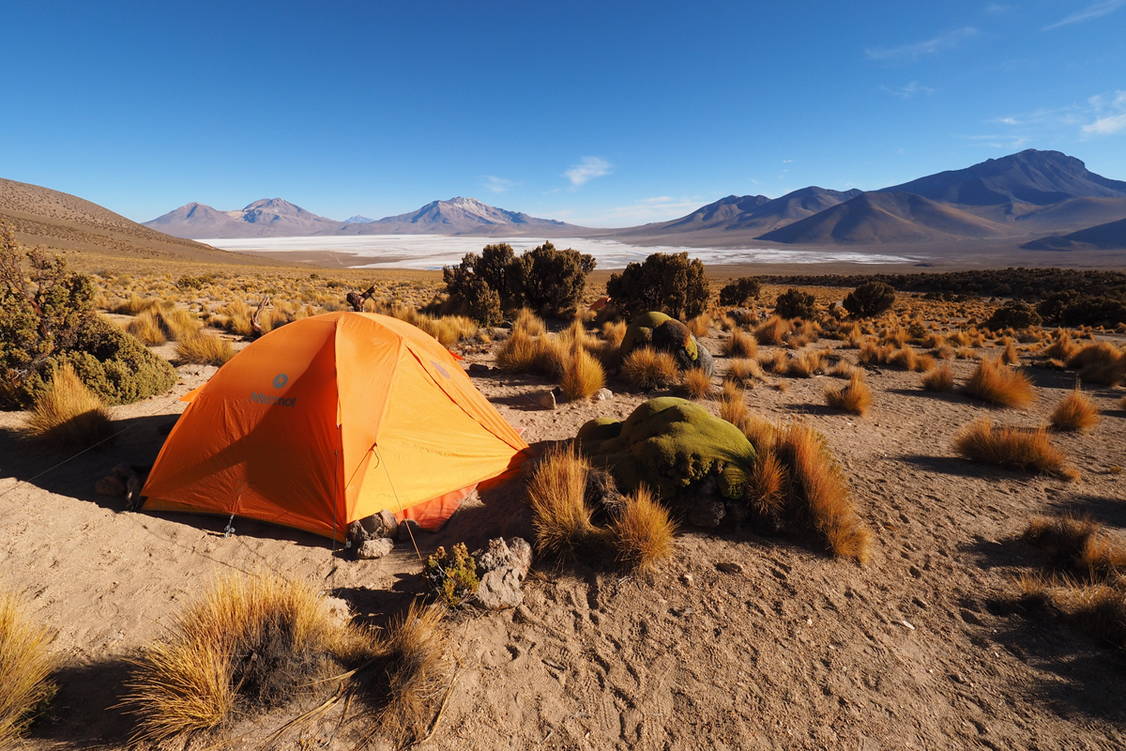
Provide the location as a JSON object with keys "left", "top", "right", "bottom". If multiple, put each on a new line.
{"left": 1022, "top": 216, "right": 1126, "bottom": 250}
{"left": 758, "top": 191, "right": 1009, "bottom": 245}
{"left": 0, "top": 178, "right": 273, "bottom": 264}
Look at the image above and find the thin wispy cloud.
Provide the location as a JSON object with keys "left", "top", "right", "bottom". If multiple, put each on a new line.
{"left": 992, "top": 90, "right": 1126, "bottom": 139}
{"left": 1044, "top": 0, "right": 1126, "bottom": 30}
{"left": 564, "top": 156, "right": 612, "bottom": 187}
{"left": 883, "top": 81, "right": 936, "bottom": 99}
{"left": 984, "top": 3, "right": 1010, "bottom": 14}
{"left": 961, "top": 133, "right": 1031, "bottom": 149}
{"left": 1082, "top": 90, "right": 1126, "bottom": 135}
{"left": 482, "top": 175, "right": 515, "bottom": 193}
{"left": 865, "top": 27, "right": 978, "bottom": 61}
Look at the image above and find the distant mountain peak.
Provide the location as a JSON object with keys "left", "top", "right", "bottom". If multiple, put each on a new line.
{"left": 342, "top": 215, "right": 374, "bottom": 224}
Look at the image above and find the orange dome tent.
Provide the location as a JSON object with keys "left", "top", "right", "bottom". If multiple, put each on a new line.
{"left": 141, "top": 312, "right": 527, "bottom": 539}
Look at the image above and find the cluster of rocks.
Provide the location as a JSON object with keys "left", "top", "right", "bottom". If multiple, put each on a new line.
{"left": 94, "top": 464, "right": 147, "bottom": 510}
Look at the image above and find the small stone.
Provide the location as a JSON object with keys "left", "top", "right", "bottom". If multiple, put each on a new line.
{"left": 594, "top": 388, "right": 613, "bottom": 401}
{"left": 680, "top": 573, "right": 694, "bottom": 586}
{"left": 321, "top": 596, "right": 352, "bottom": 624}
{"left": 355, "top": 537, "right": 394, "bottom": 560}
{"left": 396, "top": 519, "right": 422, "bottom": 543}
{"left": 475, "top": 537, "right": 533, "bottom": 610}
{"left": 468, "top": 363, "right": 491, "bottom": 376}
{"left": 535, "top": 390, "right": 557, "bottom": 410}
{"left": 715, "top": 562, "right": 743, "bottom": 575}
{"left": 347, "top": 510, "right": 399, "bottom": 549}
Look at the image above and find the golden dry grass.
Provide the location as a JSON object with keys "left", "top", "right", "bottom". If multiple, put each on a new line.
{"left": 600, "top": 320, "right": 627, "bottom": 349}
{"left": 754, "top": 316, "right": 791, "bottom": 345}
{"left": 686, "top": 313, "right": 711, "bottom": 338}
{"left": 608, "top": 487, "right": 676, "bottom": 571}
{"left": 0, "top": 593, "right": 56, "bottom": 746}
{"left": 620, "top": 348, "right": 679, "bottom": 391}
{"left": 825, "top": 372, "right": 872, "bottom": 416}
{"left": 560, "top": 342, "right": 605, "bottom": 401}
{"left": 344, "top": 602, "right": 452, "bottom": 749}
{"left": 1043, "top": 330, "right": 1080, "bottom": 361}
{"left": 1062, "top": 585, "right": 1126, "bottom": 650}
{"left": 921, "top": 363, "right": 955, "bottom": 392}
{"left": 1067, "top": 341, "right": 1125, "bottom": 386}
{"left": 718, "top": 384, "right": 751, "bottom": 432}
{"left": 726, "top": 330, "right": 758, "bottom": 358}
{"left": 122, "top": 575, "right": 342, "bottom": 745}
{"left": 827, "top": 360, "right": 857, "bottom": 379}
{"left": 681, "top": 368, "right": 713, "bottom": 399}
{"left": 784, "top": 350, "right": 824, "bottom": 378}
{"left": 954, "top": 418, "right": 1077, "bottom": 480}
{"left": 176, "top": 333, "right": 235, "bottom": 366}
{"left": 1002, "top": 339, "right": 1020, "bottom": 366}
{"left": 1022, "top": 516, "right": 1125, "bottom": 582}
{"left": 725, "top": 357, "right": 762, "bottom": 385}
{"left": 527, "top": 446, "right": 597, "bottom": 558}
{"left": 1050, "top": 386, "right": 1100, "bottom": 433}
{"left": 747, "top": 447, "right": 786, "bottom": 523}
{"left": 126, "top": 309, "right": 168, "bottom": 345}
{"left": 963, "top": 358, "right": 1035, "bottom": 408}
{"left": 776, "top": 423, "right": 871, "bottom": 563}
{"left": 23, "top": 363, "right": 113, "bottom": 447}
{"left": 514, "top": 308, "right": 546, "bottom": 336}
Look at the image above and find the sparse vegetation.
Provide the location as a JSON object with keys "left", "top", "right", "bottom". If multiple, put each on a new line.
{"left": 122, "top": 575, "right": 344, "bottom": 745}
{"left": 527, "top": 446, "right": 598, "bottom": 558}
{"left": 560, "top": 340, "right": 606, "bottom": 401}
{"left": 825, "top": 372, "right": 871, "bottom": 416}
{"left": 175, "top": 332, "right": 235, "bottom": 366}
{"left": 608, "top": 487, "right": 676, "bottom": 571}
{"left": 1050, "top": 386, "right": 1100, "bottom": 432}
{"left": 964, "top": 358, "right": 1035, "bottom": 408}
{"left": 23, "top": 363, "right": 113, "bottom": 447}
{"left": 921, "top": 363, "right": 955, "bottom": 392}
{"left": 423, "top": 543, "right": 479, "bottom": 608}
{"left": 725, "top": 330, "right": 757, "bottom": 358}
{"left": 985, "top": 300, "right": 1041, "bottom": 330}
{"left": 620, "top": 347, "right": 679, "bottom": 391}
{"left": 681, "top": 367, "right": 712, "bottom": 399}
{"left": 1022, "top": 516, "right": 1125, "bottom": 581}
{"left": 775, "top": 423, "right": 871, "bottom": 563}
{"left": 954, "top": 418, "right": 1077, "bottom": 479}
{"left": 718, "top": 276, "right": 761, "bottom": 307}
{"left": 0, "top": 593, "right": 56, "bottom": 746}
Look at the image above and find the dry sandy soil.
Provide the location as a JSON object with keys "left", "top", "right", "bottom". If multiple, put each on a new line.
{"left": 1, "top": 325, "right": 1124, "bottom": 750}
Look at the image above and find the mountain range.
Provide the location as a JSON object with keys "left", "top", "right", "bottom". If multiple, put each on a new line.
{"left": 141, "top": 150, "right": 1126, "bottom": 251}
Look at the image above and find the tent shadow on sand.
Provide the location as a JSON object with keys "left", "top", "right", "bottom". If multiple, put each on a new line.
{"left": 0, "top": 414, "right": 335, "bottom": 549}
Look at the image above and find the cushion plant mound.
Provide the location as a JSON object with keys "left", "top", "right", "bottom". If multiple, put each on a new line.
{"left": 619, "top": 311, "right": 673, "bottom": 355}
{"left": 620, "top": 311, "right": 712, "bottom": 375}
{"left": 577, "top": 397, "right": 757, "bottom": 504}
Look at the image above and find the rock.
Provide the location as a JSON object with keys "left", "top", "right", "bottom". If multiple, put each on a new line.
{"left": 694, "top": 341, "right": 715, "bottom": 377}
{"left": 396, "top": 519, "right": 422, "bottom": 543}
{"left": 535, "top": 389, "right": 557, "bottom": 410}
{"left": 347, "top": 510, "right": 399, "bottom": 550}
{"left": 651, "top": 319, "right": 698, "bottom": 370}
{"left": 95, "top": 475, "right": 126, "bottom": 497}
{"left": 715, "top": 561, "right": 743, "bottom": 575}
{"left": 594, "top": 387, "right": 613, "bottom": 402}
{"left": 321, "top": 596, "right": 352, "bottom": 624}
{"left": 468, "top": 363, "right": 491, "bottom": 376}
{"left": 355, "top": 537, "right": 395, "bottom": 560}
{"left": 687, "top": 499, "right": 727, "bottom": 529}
{"left": 475, "top": 537, "right": 533, "bottom": 610}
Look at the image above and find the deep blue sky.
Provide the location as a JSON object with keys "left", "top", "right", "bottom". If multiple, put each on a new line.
{"left": 2, "top": 0, "right": 1125, "bottom": 227}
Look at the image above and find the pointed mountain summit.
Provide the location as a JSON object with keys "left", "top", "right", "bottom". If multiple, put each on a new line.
{"left": 146, "top": 198, "right": 341, "bottom": 237}
{"left": 883, "top": 149, "right": 1126, "bottom": 207}
{"left": 343, "top": 196, "right": 590, "bottom": 236}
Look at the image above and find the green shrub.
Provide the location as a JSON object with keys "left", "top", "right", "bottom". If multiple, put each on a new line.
{"left": 606, "top": 252, "right": 709, "bottom": 320}
{"left": 985, "top": 300, "right": 1042, "bottom": 330}
{"left": 423, "top": 543, "right": 479, "bottom": 608}
{"left": 842, "top": 281, "right": 895, "bottom": 318}
{"left": 442, "top": 242, "right": 594, "bottom": 322}
{"left": 1059, "top": 296, "right": 1126, "bottom": 328}
{"left": 774, "top": 288, "right": 816, "bottom": 319}
{"left": 0, "top": 222, "right": 176, "bottom": 408}
{"left": 718, "top": 277, "right": 761, "bottom": 307}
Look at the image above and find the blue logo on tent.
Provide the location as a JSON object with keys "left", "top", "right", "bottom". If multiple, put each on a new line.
{"left": 273, "top": 373, "right": 289, "bottom": 389}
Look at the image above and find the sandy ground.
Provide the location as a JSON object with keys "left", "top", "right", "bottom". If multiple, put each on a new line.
{"left": 2, "top": 328, "right": 1124, "bottom": 750}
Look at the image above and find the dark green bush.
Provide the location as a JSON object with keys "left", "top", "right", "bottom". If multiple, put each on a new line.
{"left": 984, "top": 300, "right": 1042, "bottom": 330}
{"left": 842, "top": 281, "right": 895, "bottom": 318}
{"left": 442, "top": 241, "right": 594, "bottom": 322}
{"left": 1059, "top": 296, "right": 1126, "bottom": 328}
{"left": 606, "top": 252, "right": 709, "bottom": 320}
{"left": 515, "top": 242, "right": 596, "bottom": 319}
{"left": 423, "top": 543, "right": 479, "bottom": 608}
{"left": 718, "top": 277, "right": 761, "bottom": 307}
{"left": 774, "top": 288, "right": 816, "bottom": 320}
{"left": 1, "top": 222, "right": 176, "bottom": 408}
